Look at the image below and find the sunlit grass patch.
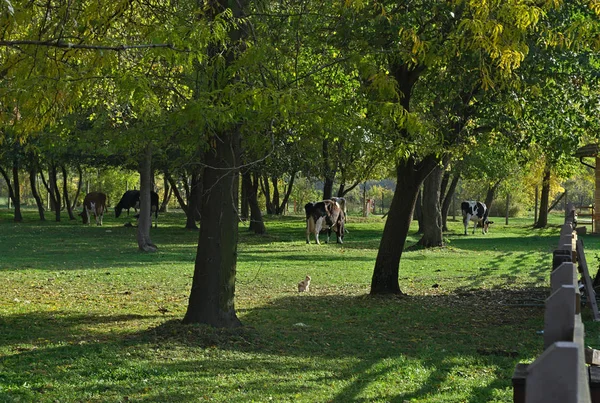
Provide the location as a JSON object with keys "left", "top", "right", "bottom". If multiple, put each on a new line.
{"left": 0, "top": 209, "right": 598, "bottom": 402}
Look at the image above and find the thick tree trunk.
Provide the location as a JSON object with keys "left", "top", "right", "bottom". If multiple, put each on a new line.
{"left": 183, "top": 130, "right": 242, "bottom": 327}
{"left": 137, "top": 146, "right": 157, "bottom": 252}
{"left": 185, "top": 171, "right": 202, "bottom": 230}
{"left": 61, "top": 166, "right": 76, "bottom": 220}
{"left": 441, "top": 173, "right": 460, "bottom": 232}
{"left": 418, "top": 164, "right": 444, "bottom": 247}
{"left": 29, "top": 168, "right": 45, "bottom": 221}
{"left": 535, "top": 166, "right": 551, "bottom": 228}
{"left": 243, "top": 171, "right": 265, "bottom": 234}
{"left": 371, "top": 155, "right": 438, "bottom": 294}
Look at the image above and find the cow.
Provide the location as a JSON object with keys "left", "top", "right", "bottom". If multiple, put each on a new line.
{"left": 115, "top": 190, "right": 141, "bottom": 218}
{"left": 330, "top": 196, "right": 349, "bottom": 233}
{"left": 461, "top": 201, "right": 493, "bottom": 235}
{"left": 305, "top": 199, "right": 345, "bottom": 244}
{"left": 80, "top": 192, "right": 107, "bottom": 226}
{"left": 116, "top": 190, "right": 159, "bottom": 228}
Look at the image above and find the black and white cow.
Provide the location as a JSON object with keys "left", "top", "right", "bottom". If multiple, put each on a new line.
{"left": 80, "top": 192, "right": 107, "bottom": 226}
{"left": 461, "top": 201, "right": 493, "bottom": 235}
{"left": 304, "top": 199, "right": 345, "bottom": 244}
{"left": 116, "top": 189, "right": 159, "bottom": 228}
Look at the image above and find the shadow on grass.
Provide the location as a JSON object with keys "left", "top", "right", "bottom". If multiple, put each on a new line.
{"left": 0, "top": 288, "right": 547, "bottom": 402}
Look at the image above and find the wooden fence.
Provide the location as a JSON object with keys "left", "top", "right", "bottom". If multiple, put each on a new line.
{"left": 512, "top": 204, "right": 600, "bottom": 403}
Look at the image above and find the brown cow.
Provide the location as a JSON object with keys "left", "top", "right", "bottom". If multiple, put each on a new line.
{"left": 80, "top": 192, "right": 107, "bottom": 226}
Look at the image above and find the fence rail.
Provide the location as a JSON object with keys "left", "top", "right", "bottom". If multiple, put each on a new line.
{"left": 512, "top": 203, "right": 599, "bottom": 403}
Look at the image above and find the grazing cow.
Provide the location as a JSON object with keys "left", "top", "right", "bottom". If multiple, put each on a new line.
{"left": 115, "top": 190, "right": 141, "bottom": 218}
{"left": 461, "top": 201, "right": 493, "bottom": 235}
{"left": 305, "top": 199, "right": 345, "bottom": 244}
{"left": 80, "top": 192, "right": 107, "bottom": 226}
{"left": 116, "top": 190, "right": 159, "bottom": 228}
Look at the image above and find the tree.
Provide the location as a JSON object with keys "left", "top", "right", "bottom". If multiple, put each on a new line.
{"left": 363, "top": 1, "right": 559, "bottom": 294}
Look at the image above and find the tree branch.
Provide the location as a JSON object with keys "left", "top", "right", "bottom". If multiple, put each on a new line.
{"left": 0, "top": 40, "right": 183, "bottom": 52}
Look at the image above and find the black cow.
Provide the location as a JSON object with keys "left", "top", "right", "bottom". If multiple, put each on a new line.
{"left": 115, "top": 190, "right": 140, "bottom": 218}
{"left": 116, "top": 190, "right": 159, "bottom": 228}
{"left": 461, "top": 201, "right": 493, "bottom": 235}
{"left": 305, "top": 199, "right": 345, "bottom": 244}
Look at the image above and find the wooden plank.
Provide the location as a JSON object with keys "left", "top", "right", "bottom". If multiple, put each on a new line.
{"left": 576, "top": 239, "right": 600, "bottom": 321}
{"left": 544, "top": 285, "right": 576, "bottom": 349}
{"left": 512, "top": 363, "right": 528, "bottom": 403}
{"left": 526, "top": 340, "right": 590, "bottom": 403}
{"left": 561, "top": 224, "right": 574, "bottom": 236}
{"left": 551, "top": 262, "right": 578, "bottom": 293}
{"left": 554, "top": 249, "right": 573, "bottom": 271}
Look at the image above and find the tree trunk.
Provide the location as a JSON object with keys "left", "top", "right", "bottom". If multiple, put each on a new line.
{"left": 70, "top": 166, "right": 83, "bottom": 211}
{"left": 29, "top": 168, "right": 46, "bottom": 221}
{"left": 240, "top": 171, "right": 249, "bottom": 220}
{"left": 441, "top": 173, "right": 460, "bottom": 231}
{"left": 322, "top": 139, "right": 335, "bottom": 200}
{"left": 61, "top": 166, "right": 76, "bottom": 220}
{"left": 0, "top": 165, "right": 22, "bottom": 222}
{"left": 137, "top": 145, "right": 157, "bottom": 252}
{"left": 11, "top": 161, "right": 22, "bottom": 222}
{"left": 279, "top": 172, "right": 296, "bottom": 215}
{"left": 48, "top": 165, "right": 61, "bottom": 221}
{"left": 166, "top": 173, "right": 188, "bottom": 214}
{"left": 370, "top": 155, "right": 438, "bottom": 295}
{"left": 535, "top": 166, "right": 551, "bottom": 228}
{"left": 418, "top": 164, "right": 444, "bottom": 247}
{"left": 183, "top": 130, "right": 242, "bottom": 327}
{"left": 261, "top": 175, "right": 274, "bottom": 214}
{"left": 159, "top": 174, "right": 171, "bottom": 213}
{"left": 185, "top": 171, "right": 202, "bottom": 230}
{"left": 484, "top": 180, "right": 501, "bottom": 212}
{"left": 244, "top": 171, "right": 265, "bottom": 234}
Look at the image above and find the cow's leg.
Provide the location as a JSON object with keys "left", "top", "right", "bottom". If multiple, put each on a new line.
{"left": 314, "top": 217, "right": 324, "bottom": 245}
{"left": 306, "top": 219, "right": 312, "bottom": 244}
{"left": 472, "top": 219, "right": 477, "bottom": 234}
{"left": 336, "top": 225, "right": 343, "bottom": 244}
{"left": 462, "top": 215, "right": 468, "bottom": 235}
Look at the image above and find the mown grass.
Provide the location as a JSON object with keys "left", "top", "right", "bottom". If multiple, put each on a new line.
{"left": 1, "top": 208, "right": 600, "bottom": 402}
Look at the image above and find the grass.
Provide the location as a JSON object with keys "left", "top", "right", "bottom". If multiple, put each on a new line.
{"left": 1, "top": 208, "right": 599, "bottom": 402}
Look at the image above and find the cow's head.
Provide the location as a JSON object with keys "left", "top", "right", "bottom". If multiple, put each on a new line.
{"left": 483, "top": 220, "right": 494, "bottom": 233}
{"left": 79, "top": 210, "right": 89, "bottom": 224}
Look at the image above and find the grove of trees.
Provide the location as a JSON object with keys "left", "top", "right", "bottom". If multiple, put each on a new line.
{"left": 2, "top": 0, "right": 600, "bottom": 326}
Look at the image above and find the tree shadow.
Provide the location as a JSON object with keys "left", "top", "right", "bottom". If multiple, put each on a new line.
{"left": 0, "top": 289, "right": 548, "bottom": 402}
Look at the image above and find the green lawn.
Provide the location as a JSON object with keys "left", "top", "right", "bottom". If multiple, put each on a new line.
{"left": 1, "top": 208, "right": 598, "bottom": 402}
